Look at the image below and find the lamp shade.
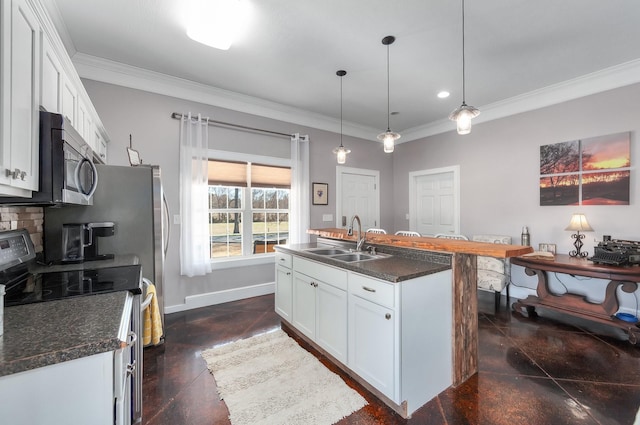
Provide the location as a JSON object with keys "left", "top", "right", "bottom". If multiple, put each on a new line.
{"left": 565, "top": 213, "right": 594, "bottom": 232}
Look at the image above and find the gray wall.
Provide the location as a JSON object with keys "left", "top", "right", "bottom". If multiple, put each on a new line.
{"left": 81, "top": 79, "right": 393, "bottom": 310}
{"left": 392, "top": 83, "right": 639, "bottom": 308}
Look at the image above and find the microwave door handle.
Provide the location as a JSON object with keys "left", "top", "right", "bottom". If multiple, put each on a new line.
{"left": 75, "top": 158, "right": 99, "bottom": 200}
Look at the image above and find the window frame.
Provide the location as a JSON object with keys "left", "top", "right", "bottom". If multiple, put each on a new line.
{"left": 207, "top": 149, "right": 291, "bottom": 269}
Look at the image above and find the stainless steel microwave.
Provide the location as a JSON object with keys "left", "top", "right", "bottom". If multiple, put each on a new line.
{"left": 0, "top": 111, "right": 98, "bottom": 206}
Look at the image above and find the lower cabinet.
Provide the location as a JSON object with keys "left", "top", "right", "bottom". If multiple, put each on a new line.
{"left": 291, "top": 256, "right": 347, "bottom": 363}
{"left": 275, "top": 252, "right": 293, "bottom": 322}
{"left": 0, "top": 352, "right": 114, "bottom": 425}
{"left": 277, "top": 250, "right": 454, "bottom": 418}
{"left": 348, "top": 286, "right": 396, "bottom": 400}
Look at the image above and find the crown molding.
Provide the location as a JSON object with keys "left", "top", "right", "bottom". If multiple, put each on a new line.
{"left": 72, "top": 53, "right": 379, "bottom": 141}
{"left": 401, "top": 58, "right": 640, "bottom": 142}
{"left": 73, "top": 53, "right": 640, "bottom": 145}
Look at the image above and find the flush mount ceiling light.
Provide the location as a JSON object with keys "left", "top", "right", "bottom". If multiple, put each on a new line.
{"left": 186, "top": 0, "right": 250, "bottom": 50}
{"left": 377, "top": 35, "right": 400, "bottom": 153}
{"left": 333, "top": 70, "right": 351, "bottom": 164}
{"left": 449, "top": 0, "right": 480, "bottom": 135}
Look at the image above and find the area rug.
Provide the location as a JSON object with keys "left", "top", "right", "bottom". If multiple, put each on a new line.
{"left": 201, "top": 329, "right": 367, "bottom": 425}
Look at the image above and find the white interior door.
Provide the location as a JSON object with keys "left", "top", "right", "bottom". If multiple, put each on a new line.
{"left": 409, "top": 166, "right": 460, "bottom": 236}
{"left": 336, "top": 167, "right": 380, "bottom": 231}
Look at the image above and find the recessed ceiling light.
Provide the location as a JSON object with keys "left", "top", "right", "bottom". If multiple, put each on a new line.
{"left": 437, "top": 91, "right": 450, "bottom": 99}
{"left": 186, "top": 0, "right": 251, "bottom": 50}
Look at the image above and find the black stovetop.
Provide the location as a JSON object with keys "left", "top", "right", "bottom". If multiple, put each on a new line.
{"left": 4, "top": 264, "right": 142, "bottom": 307}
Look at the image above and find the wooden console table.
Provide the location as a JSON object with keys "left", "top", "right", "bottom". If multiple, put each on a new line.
{"left": 511, "top": 254, "right": 640, "bottom": 344}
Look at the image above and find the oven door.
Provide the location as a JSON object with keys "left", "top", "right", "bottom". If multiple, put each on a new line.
{"left": 62, "top": 141, "right": 98, "bottom": 205}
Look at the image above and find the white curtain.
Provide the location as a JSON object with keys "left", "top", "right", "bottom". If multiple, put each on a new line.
{"left": 290, "top": 133, "right": 310, "bottom": 244}
{"left": 179, "top": 112, "right": 212, "bottom": 277}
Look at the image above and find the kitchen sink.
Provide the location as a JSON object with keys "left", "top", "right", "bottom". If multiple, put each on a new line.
{"left": 306, "top": 248, "right": 350, "bottom": 256}
{"left": 330, "top": 253, "right": 377, "bottom": 262}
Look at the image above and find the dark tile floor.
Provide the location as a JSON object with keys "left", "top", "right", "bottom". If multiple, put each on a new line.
{"left": 142, "top": 292, "right": 640, "bottom": 425}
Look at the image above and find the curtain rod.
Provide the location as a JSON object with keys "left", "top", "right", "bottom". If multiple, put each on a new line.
{"left": 171, "top": 112, "right": 294, "bottom": 139}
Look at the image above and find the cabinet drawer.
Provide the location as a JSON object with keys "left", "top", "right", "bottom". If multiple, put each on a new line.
{"left": 293, "top": 256, "right": 347, "bottom": 290}
{"left": 349, "top": 273, "right": 395, "bottom": 309}
{"left": 275, "top": 252, "right": 292, "bottom": 269}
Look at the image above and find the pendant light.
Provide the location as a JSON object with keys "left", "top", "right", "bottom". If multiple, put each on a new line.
{"left": 377, "top": 35, "right": 400, "bottom": 153}
{"left": 332, "top": 70, "right": 350, "bottom": 164}
{"left": 449, "top": 0, "right": 480, "bottom": 135}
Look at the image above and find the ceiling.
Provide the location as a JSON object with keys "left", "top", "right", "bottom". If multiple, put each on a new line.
{"left": 44, "top": 0, "right": 640, "bottom": 142}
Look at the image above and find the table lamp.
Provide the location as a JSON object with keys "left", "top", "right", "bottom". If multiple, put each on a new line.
{"left": 565, "top": 213, "right": 593, "bottom": 258}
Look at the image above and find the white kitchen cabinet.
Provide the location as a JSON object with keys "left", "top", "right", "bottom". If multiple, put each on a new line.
{"left": 61, "top": 70, "right": 77, "bottom": 126}
{"left": 274, "top": 252, "right": 293, "bottom": 322}
{"left": 0, "top": 351, "right": 114, "bottom": 425}
{"left": 348, "top": 277, "right": 397, "bottom": 400}
{"left": 77, "top": 97, "right": 88, "bottom": 142}
{"left": 40, "top": 32, "right": 63, "bottom": 114}
{"left": 291, "top": 256, "right": 348, "bottom": 363}
{"left": 292, "top": 271, "right": 317, "bottom": 339}
{"left": 348, "top": 269, "right": 454, "bottom": 415}
{"left": 0, "top": 0, "right": 41, "bottom": 196}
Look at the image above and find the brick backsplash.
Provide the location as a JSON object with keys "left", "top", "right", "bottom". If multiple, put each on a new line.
{"left": 0, "top": 206, "right": 44, "bottom": 252}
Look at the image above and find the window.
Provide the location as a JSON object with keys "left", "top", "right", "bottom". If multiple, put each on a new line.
{"left": 208, "top": 159, "right": 290, "bottom": 259}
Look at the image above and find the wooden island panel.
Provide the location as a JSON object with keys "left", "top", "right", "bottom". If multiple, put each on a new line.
{"left": 307, "top": 228, "right": 533, "bottom": 258}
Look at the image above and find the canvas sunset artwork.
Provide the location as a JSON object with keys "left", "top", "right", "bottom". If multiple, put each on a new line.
{"left": 539, "top": 132, "right": 630, "bottom": 206}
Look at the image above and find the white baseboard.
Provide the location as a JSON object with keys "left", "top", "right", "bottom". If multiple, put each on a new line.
{"left": 165, "top": 282, "right": 275, "bottom": 314}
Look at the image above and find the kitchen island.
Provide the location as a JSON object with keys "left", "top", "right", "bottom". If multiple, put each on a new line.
{"left": 276, "top": 229, "right": 532, "bottom": 418}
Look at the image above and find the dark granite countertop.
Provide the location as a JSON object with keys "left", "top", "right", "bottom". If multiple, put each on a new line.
{"left": 276, "top": 242, "right": 451, "bottom": 282}
{"left": 0, "top": 291, "right": 130, "bottom": 377}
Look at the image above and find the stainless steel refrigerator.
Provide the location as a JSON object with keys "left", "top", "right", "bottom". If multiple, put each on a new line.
{"left": 44, "top": 165, "right": 168, "bottom": 336}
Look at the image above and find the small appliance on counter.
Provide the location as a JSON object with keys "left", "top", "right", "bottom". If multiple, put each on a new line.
{"left": 60, "top": 221, "right": 115, "bottom": 263}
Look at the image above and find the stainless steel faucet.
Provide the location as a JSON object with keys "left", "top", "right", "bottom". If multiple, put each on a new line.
{"left": 349, "top": 215, "right": 366, "bottom": 251}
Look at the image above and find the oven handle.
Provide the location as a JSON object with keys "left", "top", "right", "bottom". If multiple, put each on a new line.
{"left": 126, "top": 330, "right": 137, "bottom": 348}
{"left": 141, "top": 278, "right": 154, "bottom": 311}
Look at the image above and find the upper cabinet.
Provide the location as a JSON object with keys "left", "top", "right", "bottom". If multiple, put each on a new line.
{"left": 0, "top": 0, "right": 41, "bottom": 196}
{"left": 0, "top": 0, "right": 109, "bottom": 197}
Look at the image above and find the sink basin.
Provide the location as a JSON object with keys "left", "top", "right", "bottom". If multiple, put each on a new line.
{"left": 307, "top": 248, "right": 350, "bottom": 256}
{"left": 330, "top": 253, "right": 377, "bottom": 262}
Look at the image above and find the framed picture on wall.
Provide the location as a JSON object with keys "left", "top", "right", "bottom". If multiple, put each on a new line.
{"left": 312, "top": 182, "right": 328, "bottom": 205}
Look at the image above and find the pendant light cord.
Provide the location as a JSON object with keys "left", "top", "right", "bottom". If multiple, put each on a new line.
{"left": 461, "top": 0, "right": 466, "bottom": 104}
{"left": 386, "top": 43, "right": 391, "bottom": 131}
{"left": 340, "top": 74, "right": 344, "bottom": 146}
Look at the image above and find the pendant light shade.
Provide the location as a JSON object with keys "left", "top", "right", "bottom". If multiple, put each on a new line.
{"left": 377, "top": 35, "right": 400, "bottom": 153}
{"left": 449, "top": 0, "right": 479, "bottom": 135}
{"left": 332, "top": 70, "right": 351, "bottom": 164}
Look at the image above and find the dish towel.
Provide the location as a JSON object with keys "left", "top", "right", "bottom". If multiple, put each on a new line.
{"left": 143, "top": 283, "right": 163, "bottom": 346}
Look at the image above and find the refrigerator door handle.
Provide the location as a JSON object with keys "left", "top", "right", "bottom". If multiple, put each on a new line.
{"left": 162, "top": 193, "right": 170, "bottom": 256}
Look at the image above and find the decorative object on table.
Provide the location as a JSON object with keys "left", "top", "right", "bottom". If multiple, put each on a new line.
{"left": 201, "top": 329, "right": 367, "bottom": 425}
{"left": 538, "top": 243, "right": 556, "bottom": 254}
{"left": 377, "top": 35, "right": 401, "bottom": 153}
{"left": 565, "top": 213, "right": 594, "bottom": 257}
{"left": 539, "top": 132, "right": 630, "bottom": 206}
{"left": 449, "top": 0, "right": 480, "bottom": 135}
{"left": 521, "top": 226, "right": 530, "bottom": 246}
{"left": 332, "top": 70, "right": 351, "bottom": 164}
{"left": 126, "top": 134, "right": 142, "bottom": 166}
{"left": 312, "top": 182, "right": 328, "bottom": 205}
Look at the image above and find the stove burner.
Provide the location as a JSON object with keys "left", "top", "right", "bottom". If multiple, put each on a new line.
{"left": 3, "top": 264, "right": 142, "bottom": 307}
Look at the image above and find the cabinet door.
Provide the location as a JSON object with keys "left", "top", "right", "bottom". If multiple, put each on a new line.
{"left": 275, "top": 264, "right": 293, "bottom": 322}
{"left": 41, "top": 33, "right": 63, "bottom": 114}
{"left": 0, "top": 0, "right": 40, "bottom": 192}
{"left": 348, "top": 294, "right": 395, "bottom": 400}
{"left": 316, "top": 282, "right": 347, "bottom": 363}
{"left": 292, "top": 272, "right": 316, "bottom": 340}
{"left": 61, "top": 71, "right": 77, "bottom": 125}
